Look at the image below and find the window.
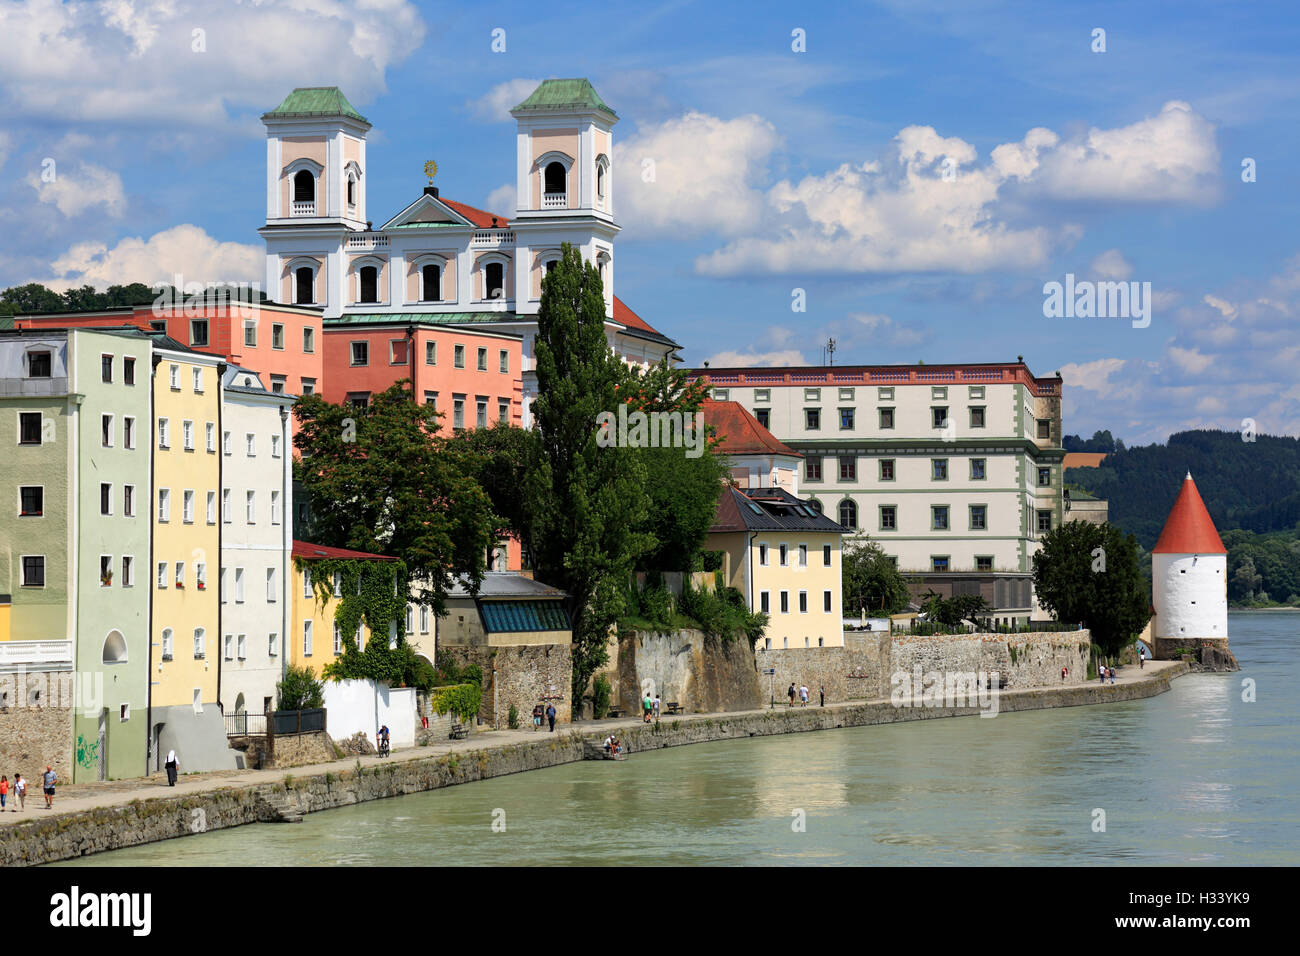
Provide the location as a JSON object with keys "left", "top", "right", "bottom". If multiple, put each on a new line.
{"left": 293, "top": 169, "right": 315, "bottom": 203}
{"left": 300, "top": 378, "right": 316, "bottom": 396}
{"left": 124, "top": 357, "right": 135, "bottom": 385}
{"left": 333, "top": 622, "right": 343, "bottom": 655}
{"left": 498, "top": 399, "right": 510, "bottom": 423}
{"left": 405, "top": 605, "right": 414, "bottom": 633}
{"left": 223, "top": 430, "right": 232, "bottom": 455}
{"left": 804, "top": 388, "right": 821, "bottom": 402}
{"left": 26, "top": 351, "right": 51, "bottom": 377}
{"left": 879, "top": 407, "right": 895, "bottom": 429}
{"left": 19, "top": 486, "right": 42, "bottom": 516}
{"left": 823, "top": 544, "right": 832, "bottom": 566}
{"left": 295, "top": 267, "right": 314, "bottom": 305}
{"left": 805, "top": 408, "right": 821, "bottom": 430}
{"left": 1038, "top": 466, "right": 1051, "bottom": 487}
{"left": 880, "top": 505, "right": 897, "bottom": 531}
{"left": 799, "top": 591, "right": 808, "bottom": 613}
{"left": 755, "top": 408, "right": 770, "bottom": 429}
{"left": 21, "top": 555, "right": 44, "bottom": 587}
{"left": 18, "top": 412, "right": 42, "bottom": 445}
{"left": 932, "top": 406, "right": 949, "bottom": 429}
{"left": 931, "top": 386, "right": 948, "bottom": 401}
{"left": 99, "top": 555, "right": 112, "bottom": 586}
{"left": 194, "top": 627, "right": 205, "bottom": 659}
{"left": 161, "top": 628, "right": 173, "bottom": 660}
{"left": 544, "top": 160, "right": 566, "bottom": 197}
{"left": 303, "top": 621, "right": 313, "bottom": 657}
{"left": 246, "top": 490, "right": 256, "bottom": 524}
{"left": 969, "top": 406, "right": 985, "bottom": 428}
{"left": 454, "top": 344, "right": 465, "bottom": 368}
{"left": 932, "top": 505, "right": 950, "bottom": 530}
{"left": 270, "top": 376, "right": 286, "bottom": 394}
{"left": 303, "top": 327, "right": 315, "bottom": 353}
{"left": 477, "top": 347, "right": 488, "bottom": 371}
{"left": 839, "top": 499, "right": 858, "bottom": 529}
{"left": 453, "top": 395, "right": 465, "bottom": 430}
{"left": 220, "top": 568, "right": 228, "bottom": 603}
{"left": 347, "top": 392, "right": 371, "bottom": 409}
{"left": 824, "top": 591, "right": 833, "bottom": 613}
{"left": 976, "top": 556, "right": 994, "bottom": 572}
{"left": 190, "top": 321, "right": 209, "bottom": 346}
{"left": 234, "top": 567, "right": 245, "bottom": 603}
{"left": 1037, "top": 419, "right": 1052, "bottom": 440}
{"left": 246, "top": 433, "right": 256, "bottom": 456}
{"left": 101, "top": 414, "right": 113, "bottom": 447}
{"left": 206, "top": 422, "right": 215, "bottom": 453}
{"left": 799, "top": 544, "right": 808, "bottom": 567}
{"left": 839, "top": 407, "right": 855, "bottom": 429}
{"left": 182, "top": 420, "right": 193, "bottom": 451}
{"left": 476, "top": 397, "right": 488, "bottom": 429}
{"left": 158, "top": 418, "right": 170, "bottom": 449}
{"left": 157, "top": 561, "right": 168, "bottom": 589}
{"left": 124, "top": 485, "right": 135, "bottom": 517}
{"left": 932, "top": 556, "right": 950, "bottom": 573}
{"left": 271, "top": 490, "right": 281, "bottom": 525}
{"left": 175, "top": 561, "right": 186, "bottom": 588}
{"left": 267, "top": 568, "right": 277, "bottom": 602}
{"left": 271, "top": 324, "right": 285, "bottom": 350}
{"left": 420, "top": 606, "right": 430, "bottom": 633}
{"left": 182, "top": 489, "right": 194, "bottom": 523}
{"left": 1037, "top": 510, "right": 1052, "bottom": 533}
{"left": 303, "top": 568, "right": 313, "bottom": 599}
{"left": 425, "top": 342, "right": 437, "bottom": 365}
{"left": 422, "top": 264, "right": 441, "bottom": 301}
{"left": 499, "top": 350, "right": 509, "bottom": 373}
{"left": 238, "top": 634, "right": 247, "bottom": 661}
{"left": 387, "top": 339, "right": 408, "bottom": 365}
{"left": 332, "top": 572, "right": 342, "bottom": 598}
{"left": 839, "top": 387, "right": 856, "bottom": 401}
{"left": 424, "top": 391, "right": 438, "bottom": 412}
{"left": 485, "top": 262, "right": 504, "bottom": 299}
{"left": 121, "top": 416, "right": 134, "bottom": 449}
{"left": 350, "top": 341, "right": 369, "bottom": 366}
{"left": 193, "top": 368, "right": 203, "bottom": 392}
{"left": 805, "top": 456, "right": 822, "bottom": 481}
{"left": 760, "top": 592, "right": 770, "bottom": 613}
{"left": 357, "top": 267, "right": 379, "bottom": 304}
{"left": 596, "top": 162, "right": 606, "bottom": 200}
{"left": 970, "top": 505, "right": 987, "bottom": 530}
{"left": 222, "top": 489, "right": 232, "bottom": 523}
{"left": 157, "top": 488, "right": 170, "bottom": 522}
{"left": 755, "top": 388, "right": 771, "bottom": 403}
{"left": 780, "top": 591, "right": 789, "bottom": 614}
{"left": 932, "top": 459, "right": 949, "bottom": 480}
{"left": 970, "top": 458, "right": 987, "bottom": 480}
{"left": 839, "top": 456, "right": 856, "bottom": 481}
{"left": 879, "top": 459, "right": 895, "bottom": 481}
{"left": 759, "top": 544, "right": 768, "bottom": 566}
{"left": 101, "top": 354, "right": 113, "bottom": 383}
{"left": 244, "top": 321, "right": 257, "bottom": 347}
{"left": 779, "top": 544, "right": 788, "bottom": 566}
{"left": 122, "top": 556, "right": 133, "bottom": 587}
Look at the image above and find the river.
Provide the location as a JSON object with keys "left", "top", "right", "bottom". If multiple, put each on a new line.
{"left": 56, "top": 611, "right": 1299, "bottom": 866}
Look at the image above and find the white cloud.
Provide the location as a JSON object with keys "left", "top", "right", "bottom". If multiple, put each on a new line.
{"left": 1202, "top": 294, "right": 1237, "bottom": 320}
{"left": 38, "top": 224, "right": 260, "bottom": 291}
{"left": 1059, "top": 358, "right": 1129, "bottom": 394}
{"left": 29, "top": 162, "right": 126, "bottom": 218}
{"left": 704, "top": 348, "right": 807, "bottom": 367}
{"left": 1089, "top": 249, "right": 1133, "bottom": 281}
{"left": 616, "top": 112, "right": 780, "bottom": 238}
{"left": 0, "top": 0, "right": 425, "bottom": 129}
{"left": 1167, "top": 345, "right": 1214, "bottom": 375}
{"left": 486, "top": 183, "right": 516, "bottom": 217}
{"left": 468, "top": 79, "right": 542, "bottom": 122}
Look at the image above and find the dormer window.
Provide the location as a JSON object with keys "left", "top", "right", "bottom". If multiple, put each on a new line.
{"left": 26, "top": 351, "right": 52, "bottom": 378}
{"left": 485, "top": 262, "right": 504, "bottom": 300}
{"left": 422, "top": 264, "right": 441, "bottom": 302}
{"left": 543, "top": 161, "right": 566, "bottom": 207}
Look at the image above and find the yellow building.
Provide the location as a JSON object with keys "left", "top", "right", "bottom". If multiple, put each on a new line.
{"left": 708, "top": 486, "right": 847, "bottom": 650}
{"left": 149, "top": 343, "right": 233, "bottom": 772}
{"left": 290, "top": 540, "right": 398, "bottom": 677}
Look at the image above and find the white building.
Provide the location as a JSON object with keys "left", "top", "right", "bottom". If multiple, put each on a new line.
{"left": 695, "top": 361, "right": 1065, "bottom": 624}
{"left": 1150, "top": 472, "right": 1229, "bottom": 659}
{"left": 258, "top": 80, "right": 679, "bottom": 424}
{"left": 219, "top": 365, "right": 294, "bottom": 723}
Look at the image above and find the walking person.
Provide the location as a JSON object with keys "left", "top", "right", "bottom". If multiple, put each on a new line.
{"left": 800, "top": 685, "right": 809, "bottom": 707}
{"left": 13, "top": 773, "right": 24, "bottom": 811}
{"left": 42, "top": 766, "right": 56, "bottom": 809}
{"left": 1139, "top": 648, "right": 1146, "bottom": 670}
{"left": 546, "top": 703, "right": 557, "bottom": 732}
{"left": 653, "top": 694, "right": 661, "bottom": 721}
{"left": 787, "top": 683, "right": 796, "bottom": 707}
{"left": 532, "top": 703, "right": 544, "bottom": 731}
{"left": 819, "top": 685, "right": 825, "bottom": 707}
{"left": 164, "top": 750, "right": 179, "bottom": 786}
{"left": 642, "top": 692, "right": 653, "bottom": 723}
{"left": 0, "top": 775, "right": 7, "bottom": 812}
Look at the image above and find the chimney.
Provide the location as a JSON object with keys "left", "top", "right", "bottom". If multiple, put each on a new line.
{"left": 424, "top": 185, "right": 439, "bottom": 198}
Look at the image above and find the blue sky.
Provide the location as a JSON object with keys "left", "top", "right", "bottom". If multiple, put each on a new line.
{"left": 2, "top": 0, "right": 1298, "bottom": 444}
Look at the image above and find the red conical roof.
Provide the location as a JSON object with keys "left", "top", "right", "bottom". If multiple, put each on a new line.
{"left": 1152, "top": 473, "right": 1225, "bottom": 554}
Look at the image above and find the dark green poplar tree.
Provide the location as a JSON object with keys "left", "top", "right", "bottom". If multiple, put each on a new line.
{"left": 292, "top": 382, "right": 499, "bottom": 616}
{"left": 527, "top": 242, "right": 653, "bottom": 705}
{"left": 1031, "top": 520, "right": 1151, "bottom": 657}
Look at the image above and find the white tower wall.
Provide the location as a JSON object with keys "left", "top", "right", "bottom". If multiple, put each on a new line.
{"left": 1153, "top": 552, "right": 1227, "bottom": 641}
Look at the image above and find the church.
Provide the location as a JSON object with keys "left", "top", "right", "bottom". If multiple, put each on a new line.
{"left": 257, "top": 79, "right": 679, "bottom": 424}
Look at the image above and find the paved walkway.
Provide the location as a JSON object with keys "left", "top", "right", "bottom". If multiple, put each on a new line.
{"left": 0, "top": 659, "right": 1180, "bottom": 828}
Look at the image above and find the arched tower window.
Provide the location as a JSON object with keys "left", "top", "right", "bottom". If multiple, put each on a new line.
{"left": 359, "top": 266, "right": 379, "bottom": 304}
{"left": 293, "top": 170, "right": 315, "bottom": 203}
{"left": 597, "top": 163, "right": 605, "bottom": 200}
{"left": 347, "top": 176, "right": 356, "bottom": 208}
{"left": 544, "top": 161, "right": 566, "bottom": 197}
{"left": 422, "top": 264, "right": 441, "bottom": 302}
{"left": 485, "top": 262, "right": 504, "bottom": 299}
{"left": 295, "top": 267, "right": 314, "bottom": 305}
{"left": 838, "top": 499, "right": 858, "bottom": 530}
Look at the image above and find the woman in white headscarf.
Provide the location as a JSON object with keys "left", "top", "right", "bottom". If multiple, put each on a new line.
{"left": 164, "top": 750, "right": 179, "bottom": 786}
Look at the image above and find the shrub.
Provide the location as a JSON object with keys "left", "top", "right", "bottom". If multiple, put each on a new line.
{"left": 507, "top": 704, "right": 520, "bottom": 730}
{"left": 276, "top": 664, "right": 324, "bottom": 711}
{"left": 592, "top": 674, "right": 612, "bottom": 719}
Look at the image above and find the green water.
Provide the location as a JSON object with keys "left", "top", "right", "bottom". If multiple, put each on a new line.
{"left": 58, "top": 612, "right": 1299, "bottom": 866}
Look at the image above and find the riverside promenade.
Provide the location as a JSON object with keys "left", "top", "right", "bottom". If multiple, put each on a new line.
{"left": 0, "top": 660, "right": 1185, "bottom": 865}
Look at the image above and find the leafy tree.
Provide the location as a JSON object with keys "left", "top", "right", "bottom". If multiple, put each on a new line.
{"left": 0, "top": 283, "right": 64, "bottom": 316}
{"left": 919, "top": 591, "right": 991, "bottom": 629}
{"left": 1032, "top": 520, "right": 1151, "bottom": 657}
{"left": 441, "top": 420, "right": 537, "bottom": 546}
{"left": 293, "top": 383, "right": 499, "bottom": 615}
{"left": 526, "top": 242, "right": 653, "bottom": 704}
{"left": 277, "top": 664, "right": 325, "bottom": 711}
{"left": 842, "top": 540, "right": 912, "bottom": 615}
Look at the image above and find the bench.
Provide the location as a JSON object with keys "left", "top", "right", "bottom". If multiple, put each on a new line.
{"left": 985, "top": 675, "right": 1009, "bottom": 690}
{"left": 666, "top": 701, "right": 683, "bottom": 715}
{"left": 607, "top": 707, "right": 626, "bottom": 719}
{"left": 449, "top": 723, "right": 469, "bottom": 740}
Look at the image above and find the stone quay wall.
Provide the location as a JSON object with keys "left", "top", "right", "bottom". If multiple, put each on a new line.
{"left": 617, "top": 629, "right": 763, "bottom": 714}
{"left": 0, "top": 661, "right": 1187, "bottom": 867}
{"left": 443, "top": 644, "right": 573, "bottom": 728}
{"left": 0, "top": 670, "right": 75, "bottom": 782}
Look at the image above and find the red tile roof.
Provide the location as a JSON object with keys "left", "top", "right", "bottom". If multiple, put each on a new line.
{"left": 613, "top": 295, "right": 672, "bottom": 342}
{"left": 292, "top": 540, "right": 397, "bottom": 561}
{"left": 1152, "top": 474, "right": 1226, "bottom": 554}
{"left": 441, "top": 197, "right": 508, "bottom": 229}
{"left": 700, "top": 399, "right": 800, "bottom": 457}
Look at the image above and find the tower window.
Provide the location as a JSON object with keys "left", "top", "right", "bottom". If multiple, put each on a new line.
{"left": 485, "top": 262, "right": 504, "bottom": 300}
{"left": 422, "top": 264, "right": 441, "bottom": 301}
{"left": 347, "top": 176, "right": 356, "bottom": 207}
{"left": 544, "top": 161, "right": 566, "bottom": 198}
{"left": 359, "top": 266, "right": 379, "bottom": 304}
{"left": 597, "top": 163, "right": 606, "bottom": 200}
{"left": 295, "top": 267, "right": 314, "bottom": 305}
{"left": 292, "top": 169, "right": 315, "bottom": 203}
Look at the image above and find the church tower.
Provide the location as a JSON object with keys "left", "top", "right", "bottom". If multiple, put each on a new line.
{"left": 1150, "top": 473, "right": 1236, "bottom": 667}
{"left": 259, "top": 87, "right": 371, "bottom": 313}
{"left": 509, "top": 79, "right": 619, "bottom": 318}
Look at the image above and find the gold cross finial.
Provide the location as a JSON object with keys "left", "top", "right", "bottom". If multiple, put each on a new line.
{"left": 424, "top": 160, "right": 438, "bottom": 185}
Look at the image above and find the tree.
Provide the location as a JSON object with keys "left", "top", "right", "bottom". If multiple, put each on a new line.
{"left": 841, "top": 540, "right": 911, "bottom": 615}
{"left": 1032, "top": 520, "right": 1151, "bottom": 657}
{"left": 526, "top": 242, "right": 653, "bottom": 705}
{"left": 442, "top": 420, "right": 538, "bottom": 546}
{"left": 0, "top": 283, "right": 64, "bottom": 316}
{"left": 293, "top": 383, "right": 499, "bottom": 615}
{"left": 919, "top": 591, "right": 992, "bottom": 629}
{"left": 276, "top": 664, "right": 324, "bottom": 711}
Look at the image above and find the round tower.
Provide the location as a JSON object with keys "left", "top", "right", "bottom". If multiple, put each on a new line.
{"left": 1150, "top": 472, "right": 1234, "bottom": 666}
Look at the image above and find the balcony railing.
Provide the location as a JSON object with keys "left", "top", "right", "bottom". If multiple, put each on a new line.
{"left": 345, "top": 233, "right": 389, "bottom": 250}
{"left": 0, "top": 640, "right": 73, "bottom": 672}
{"left": 291, "top": 200, "right": 316, "bottom": 217}
{"left": 542, "top": 192, "right": 567, "bottom": 208}
{"left": 471, "top": 230, "right": 515, "bottom": 247}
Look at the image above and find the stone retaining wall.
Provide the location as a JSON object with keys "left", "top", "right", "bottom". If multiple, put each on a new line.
{"left": 0, "top": 670, "right": 74, "bottom": 782}
{"left": 617, "top": 630, "right": 763, "bottom": 713}
{"left": 0, "top": 661, "right": 1187, "bottom": 867}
